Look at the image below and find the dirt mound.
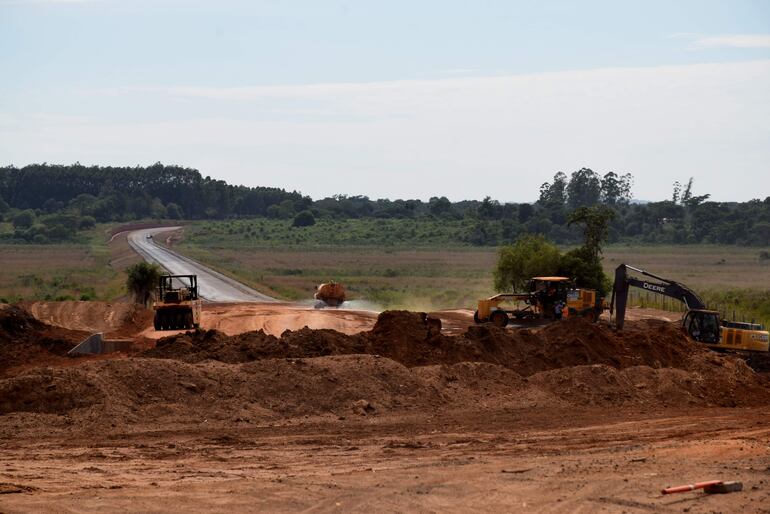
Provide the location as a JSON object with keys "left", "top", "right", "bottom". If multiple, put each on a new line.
{"left": 134, "top": 310, "right": 770, "bottom": 412}
{"left": 4, "top": 308, "right": 768, "bottom": 425}
{"left": 529, "top": 356, "right": 763, "bottom": 408}
{"left": 0, "top": 356, "right": 554, "bottom": 423}
{"left": 143, "top": 327, "right": 363, "bottom": 363}
{"left": 23, "top": 301, "right": 152, "bottom": 337}
{"left": 0, "top": 305, "right": 88, "bottom": 376}
{"left": 142, "top": 311, "right": 739, "bottom": 377}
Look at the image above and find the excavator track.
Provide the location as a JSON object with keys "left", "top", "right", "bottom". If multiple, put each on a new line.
{"left": 742, "top": 352, "right": 770, "bottom": 373}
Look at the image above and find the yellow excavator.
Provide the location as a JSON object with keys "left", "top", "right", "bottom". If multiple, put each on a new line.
{"left": 610, "top": 264, "right": 769, "bottom": 354}
{"left": 474, "top": 276, "right": 604, "bottom": 327}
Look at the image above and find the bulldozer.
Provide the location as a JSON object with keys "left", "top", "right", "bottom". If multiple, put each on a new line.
{"left": 314, "top": 281, "right": 346, "bottom": 309}
{"left": 474, "top": 277, "right": 604, "bottom": 327}
{"left": 153, "top": 274, "right": 202, "bottom": 330}
{"left": 610, "top": 264, "right": 770, "bottom": 354}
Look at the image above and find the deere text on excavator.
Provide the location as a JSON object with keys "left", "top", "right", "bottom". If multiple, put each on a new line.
{"left": 610, "top": 264, "right": 769, "bottom": 354}
{"left": 153, "top": 274, "right": 202, "bottom": 331}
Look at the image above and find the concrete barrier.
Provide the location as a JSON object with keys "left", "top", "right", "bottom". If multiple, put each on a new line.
{"left": 68, "top": 333, "right": 134, "bottom": 356}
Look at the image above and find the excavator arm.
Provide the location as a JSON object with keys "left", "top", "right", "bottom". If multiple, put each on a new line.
{"left": 610, "top": 264, "right": 707, "bottom": 329}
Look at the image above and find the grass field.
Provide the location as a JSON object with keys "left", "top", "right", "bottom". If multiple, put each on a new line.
{"left": 1, "top": 218, "right": 767, "bottom": 327}
{"left": 175, "top": 245, "right": 497, "bottom": 311}
{"left": 174, "top": 224, "right": 770, "bottom": 324}
{"left": 0, "top": 234, "right": 124, "bottom": 303}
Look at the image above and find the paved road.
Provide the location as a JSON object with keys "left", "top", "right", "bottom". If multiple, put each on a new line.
{"left": 126, "top": 227, "right": 275, "bottom": 302}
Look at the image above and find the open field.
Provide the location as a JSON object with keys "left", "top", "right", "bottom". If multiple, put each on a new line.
{"left": 171, "top": 226, "right": 770, "bottom": 322}
{"left": 0, "top": 238, "right": 123, "bottom": 303}
{"left": 174, "top": 244, "right": 497, "bottom": 311}
{"left": 2, "top": 222, "right": 768, "bottom": 324}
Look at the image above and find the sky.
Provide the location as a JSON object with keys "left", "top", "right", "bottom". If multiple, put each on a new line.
{"left": 1, "top": 0, "right": 769, "bottom": 202}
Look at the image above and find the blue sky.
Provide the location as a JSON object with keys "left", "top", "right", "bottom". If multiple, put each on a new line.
{"left": 2, "top": 0, "right": 769, "bottom": 201}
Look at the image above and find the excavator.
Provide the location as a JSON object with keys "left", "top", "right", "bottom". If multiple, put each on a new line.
{"left": 153, "top": 274, "right": 202, "bottom": 330}
{"left": 610, "top": 264, "right": 769, "bottom": 356}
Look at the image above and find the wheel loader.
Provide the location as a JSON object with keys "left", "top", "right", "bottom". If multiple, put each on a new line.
{"left": 610, "top": 264, "right": 770, "bottom": 355}
{"left": 153, "top": 274, "right": 202, "bottom": 330}
{"left": 474, "top": 277, "right": 604, "bottom": 327}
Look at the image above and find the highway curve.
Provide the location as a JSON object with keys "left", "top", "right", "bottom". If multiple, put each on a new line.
{"left": 126, "top": 227, "right": 275, "bottom": 302}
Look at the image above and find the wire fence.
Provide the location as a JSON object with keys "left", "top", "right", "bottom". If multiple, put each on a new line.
{"left": 625, "top": 289, "right": 768, "bottom": 329}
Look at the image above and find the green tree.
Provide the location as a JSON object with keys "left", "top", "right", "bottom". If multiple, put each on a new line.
{"left": 566, "top": 168, "right": 601, "bottom": 209}
{"left": 11, "top": 209, "right": 36, "bottom": 229}
{"left": 493, "top": 235, "right": 561, "bottom": 292}
{"left": 428, "top": 196, "right": 452, "bottom": 217}
{"left": 292, "top": 210, "right": 316, "bottom": 227}
{"left": 567, "top": 205, "right": 616, "bottom": 260}
{"left": 600, "top": 171, "right": 633, "bottom": 205}
{"left": 563, "top": 206, "right": 616, "bottom": 295}
{"left": 558, "top": 246, "right": 612, "bottom": 296}
{"left": 166, "top": 202, "right": 184, "bottom": 219}
{"left": 126, "top": 262, "right": 162, "bottom": 307}
{"left": 538, "top": 172, "right": 568, "bottom": 208}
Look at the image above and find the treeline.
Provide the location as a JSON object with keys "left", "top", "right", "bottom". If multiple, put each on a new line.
{"left": 0, "top": 163, "right": 310, "bottom": 243}
{"left": 0, "top": 163, "right": 768, "bottom": 246}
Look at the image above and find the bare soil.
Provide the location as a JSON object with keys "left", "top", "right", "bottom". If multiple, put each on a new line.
{"left": 1, "top": 303, "right": 769, "bottom": 513}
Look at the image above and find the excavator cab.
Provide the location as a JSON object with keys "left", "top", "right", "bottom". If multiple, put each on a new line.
{"left": 682, "top": 309, "right": 721, "bottom": 344}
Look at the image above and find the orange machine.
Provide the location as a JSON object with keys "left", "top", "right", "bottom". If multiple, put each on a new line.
{"left": 314, "top": 281, "right": 346, "bottom": 308}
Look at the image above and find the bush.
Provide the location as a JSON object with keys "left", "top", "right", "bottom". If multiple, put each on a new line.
{"left": 11, "top": 209, "right": 36, "bottom": 229}
{"left": 292, "top": 210, "right": 316, "bottom": 227}
{"left": 493, "top": 235, "right": 561, "bottom": 292}
{"left": 126, "top": 262, "right": 163, "bottom": 306}
{"left": 558, "top": 246, "right": 612, "bottom": 296}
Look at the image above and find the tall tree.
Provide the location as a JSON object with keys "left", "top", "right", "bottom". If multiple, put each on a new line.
{"left": 538, "top": 172, "right": 568, "bottom": 208}
{"left": 600, "top": 172, "right": 633, "bottom": 205}
{"left": 566, "top": 168, "right": 601, "bottom": 209}
{"left": 567, "top": 205, "right": 616, "bottom": 260}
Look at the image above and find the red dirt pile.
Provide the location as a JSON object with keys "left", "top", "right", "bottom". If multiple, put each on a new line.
{"left": 0, "top": 304, "right": 88, "bottom": 376}
{"left": 2, "top": 309, "right": 768, "bottom": 427}
{"left": 136, "top": 310, "right": 770, "bottom": 409}
{"left": 143, "top": 311, "right": 714, "bottom": 376}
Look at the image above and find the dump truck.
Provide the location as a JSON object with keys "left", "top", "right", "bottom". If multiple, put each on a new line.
{"left": 610, "top": 264, "right": 770, "bottom": 354}
{"left": 474, "top": 276, "right": 604, "bottom": 327}
{"left": 314, "top": 281, "right": 347, "bottom": 308}
{"left": 153, "top": 274, "right": 202, "bottom": 330}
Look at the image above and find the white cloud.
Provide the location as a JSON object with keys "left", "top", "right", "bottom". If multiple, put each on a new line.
{"left": 0, "top": 0, "right": 99, "bottom": 5}
{"left": 4, "top": 61, "right": 770, "bottom": 202}
{"left": 672, "top": 33, "right": 770, "bottom": 50}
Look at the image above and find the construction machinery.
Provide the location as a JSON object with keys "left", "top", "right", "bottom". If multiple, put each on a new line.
{"left": 610, "top": 264, "right": 769, "bottom": 353}
{"left": 314, "top": 281, "right": 346, "bottom": 309}
{"left": 474, "top": 277, "right": 604, "bottom": 327}
{"left": 153, "top": 274, "right": 202, "bottom": 330}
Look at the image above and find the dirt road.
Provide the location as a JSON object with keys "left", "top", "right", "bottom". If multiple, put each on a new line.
{"left": 126, "top": 227, "right": 274, "bottom": 302}
{"left": 1, "top": 408, "right": 767, "bottom": 513}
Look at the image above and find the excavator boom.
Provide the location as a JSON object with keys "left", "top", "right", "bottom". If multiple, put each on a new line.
{"left": 610, "top": 264, "right": 706, "bottom": 329}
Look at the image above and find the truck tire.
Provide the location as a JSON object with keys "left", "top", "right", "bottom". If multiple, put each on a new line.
{"left": 490, "top": 310, "right": 509, "bottom": 328}
{"left": 473, "top": 310, "right": 481, "bottom": 324}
